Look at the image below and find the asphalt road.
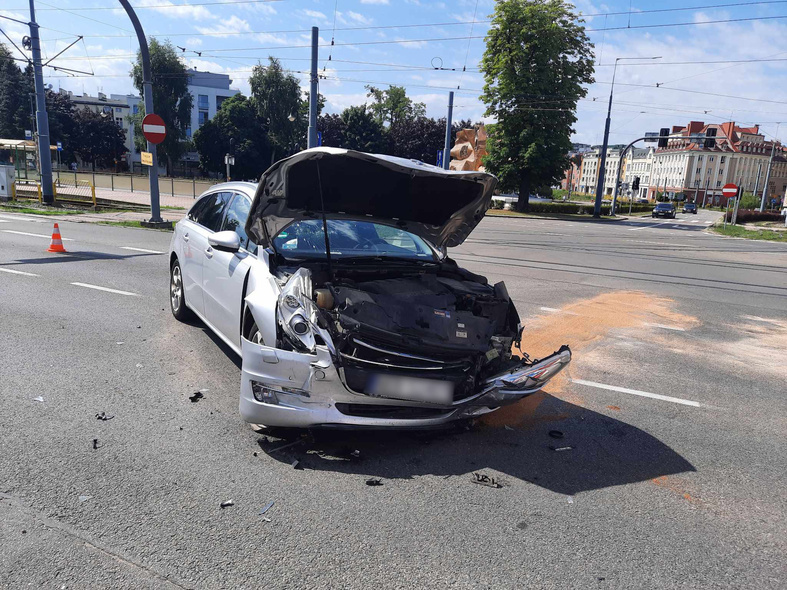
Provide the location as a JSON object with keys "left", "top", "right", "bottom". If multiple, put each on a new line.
{"left": 1, "top": 209, "right": 785, "bottom": 589}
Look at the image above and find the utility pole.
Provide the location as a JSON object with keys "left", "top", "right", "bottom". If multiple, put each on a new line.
{"left": 442, "top": 91, "right": 454, "bottom": 171}
{"left": 119, "top": 0, "right": 163, "bottom": 224}
{"left": 759, "top": 139, "right": 777, "bottom": 213}
{"left": 307, "top": 26, "right": 319, "bottom": 149}
{"left": 28, "top": 0, "right": 54, "bottom": 204}
{"left": 593, "top": 56, "right": 661, "bottom": 217}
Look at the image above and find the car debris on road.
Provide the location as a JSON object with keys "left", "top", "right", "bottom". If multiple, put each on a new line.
{"left": 220, "top": 499, "right": 234, "bottom": 508}
{"left": 471, "top": 472, "right": 502, "bottom": 488}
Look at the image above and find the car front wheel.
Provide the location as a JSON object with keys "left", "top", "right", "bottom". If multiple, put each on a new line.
{"left": 170, "top": 259, "right": 192, "bottom": 321}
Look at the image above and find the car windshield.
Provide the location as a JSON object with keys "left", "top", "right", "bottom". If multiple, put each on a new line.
{"left": 272, "top": 219, "right": 436, "bottom": 261}
{"left": 656, "top": 203, "right": 672, "bottom": 209}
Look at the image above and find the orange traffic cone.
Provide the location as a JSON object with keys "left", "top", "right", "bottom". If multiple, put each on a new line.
{"left": 48, "top": 223, "right": 67, "bottom": 253}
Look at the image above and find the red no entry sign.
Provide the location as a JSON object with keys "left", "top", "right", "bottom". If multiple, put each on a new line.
{"left": 722, "top": 183, "right": 738, "bottom": 198}
{"left": 142, "top": 113, "right": 166, "bottom": 145}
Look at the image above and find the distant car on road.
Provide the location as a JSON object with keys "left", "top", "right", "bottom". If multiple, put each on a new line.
{"left": 652, "top": 202, "right": 677, "bottom": 218}
{"left": 636, "top": 198, "right": 649, "bottom": 204}
{"left": 682, "top": 202, "right": 698, "bottom": 214}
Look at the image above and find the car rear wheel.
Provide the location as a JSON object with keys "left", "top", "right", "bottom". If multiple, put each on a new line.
{"left": 170, "top": 259, "right": 192, "bottom": 321}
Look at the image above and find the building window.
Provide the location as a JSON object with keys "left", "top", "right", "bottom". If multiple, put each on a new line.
{"left": 198, "top": 111, "right": 208, "bottom": 127}
{"left": 216, "top": 96, "right": 226, "bottom": 111}
{"left": 698, "top": 155, "right": 703, "bottom": 161}
{"left": 115, "top": 107, "right": 122, "bottom": 113}
{"left": 696, "top": 168, "right": 701, "bottom": 174}
{"left": 709, "top": 156, "right": 714, "bottom": 162}
{"left": 115, "top": 117, "right": 123, "bottom": 126}
{"left": 198, "top": 94, "right": 209, "bottom": 110}
{"left": 186, "top": 127, "right": 192, "bottom": 138}
{"left": 719, "top": 169, "right": 723, "bottom": 175}
{"left": 716, "top": 181, "right": 721, "bottom": 188}
{"left": 720, "top": 156, "right": 726, "bottom": 163}
{"left": 132, "top": 104, "right": 139, "bottom": 114}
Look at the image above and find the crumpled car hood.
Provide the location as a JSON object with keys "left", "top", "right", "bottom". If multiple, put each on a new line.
{"left": 245, "top": 148, "right": 498, "bottom": 251}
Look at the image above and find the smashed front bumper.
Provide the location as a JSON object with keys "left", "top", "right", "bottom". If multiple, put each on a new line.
{"left": 239, "top": 338, "right": 571, "bottom": 429}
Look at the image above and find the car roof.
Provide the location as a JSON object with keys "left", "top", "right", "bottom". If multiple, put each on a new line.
{"left": 200, "top": 181, "right": 258, "bottom": 199}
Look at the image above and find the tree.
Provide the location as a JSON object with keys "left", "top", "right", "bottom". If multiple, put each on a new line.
{"left": 193, "top": 94, "right": 270, "bottom": 180}
{"left": 249, "top": 57, "right": 307, "bottom": 162}
{"left": 365, "top": 85, "right": 426, "bottom": 127}
{"left": 131, "top": 39, "right": 193, "bottom": 175}
{"left": 44, "top": 90, "right": 77, "bottom": 162}
{"left": 0, "top": 44, "right": 31, "bottom": 139}
{"left": 341, "top": 105, "right": 386, "bottom": 152}
{"left": 388, "top": 116, "right": 445, "bottom": 164}
{"left": 317, "top": 113, "right": 346, "bottom": 147}
{"left": 480, "top": 0, "right": 594, "bottom": 211}
{"left": 71, "top": 107, "right": 127, "bottom": 170}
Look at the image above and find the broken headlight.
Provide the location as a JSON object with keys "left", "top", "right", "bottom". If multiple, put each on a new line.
{"left": 277, "top": 269, "right": 318, "bottom": 352}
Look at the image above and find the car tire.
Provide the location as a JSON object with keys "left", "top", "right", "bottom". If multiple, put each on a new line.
{"left": 170, "top": 258, "right": 192, "bottom": 321}
{"left": 247, "top": 321, "right": 263, "bottom": 345}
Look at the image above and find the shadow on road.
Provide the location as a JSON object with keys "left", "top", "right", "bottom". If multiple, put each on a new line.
{"left": 256, "top": 393, "right": 695, "bottom": 496}
{"left": 0, "top": 251, "right": 160, "bottom": 266}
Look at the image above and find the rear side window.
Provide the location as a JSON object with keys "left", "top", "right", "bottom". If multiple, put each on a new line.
{"left": 197, "top": 192, "right": 232, "bottom": 232}
{"left": 187, "top": 195, "right": 211, "bottom": 222}
{"left": 221, "top": 193, "right": 251, "bottom": 249}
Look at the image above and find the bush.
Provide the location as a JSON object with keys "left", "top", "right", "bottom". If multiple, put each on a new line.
{"left": 510, "top": 202, "right": 654, "bottom": 215}
{"left": 490, "top": 199, "right": 505, "bottom": 210}
{"left": 725, "top": 209, "right": 783, "bottom": 224}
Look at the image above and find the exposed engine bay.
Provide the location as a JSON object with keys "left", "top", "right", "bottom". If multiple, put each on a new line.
{"left": 272, "top": 258, "right": 536, "bottom": 404}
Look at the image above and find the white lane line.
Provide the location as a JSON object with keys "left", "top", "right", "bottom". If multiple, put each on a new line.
{"left": 120, "top": 246, "right": 164, "bottom": 254}
{"left": 0, "top": 220, "right": 11, "bottom": 223}
{"left": 704, "top": 221, "right": 713, "bottom": 225}
{"left": 571, "top": 379, "right": 701, "bottom": 407}
{"left": 691, "top": 220, "right": 699, "bottom": 223}
{"left": 71, "top": 282, "right": 139, "bottom": 297}
{"left": 628, "top": 222, "right": 664, "bottom": 231}
{"left": 0, "top": 267, "right": 39, "bottom": 277}
{"left": 644, "top": 322, "right": 686, "bottom": 332}
{"left": 2, "top": 230, "right": 73, "bottom": 240}
{"left": 540, "top": 306, "right": 580, "bottom": 316}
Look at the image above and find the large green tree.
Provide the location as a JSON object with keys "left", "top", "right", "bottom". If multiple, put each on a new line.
{"left": 131, "top": 39, "right": 193, "bottom": 174}
{"left": 193, "top": 94, "right": 270, "bottom": 180}
{"left": 341, "top": 105, "right": 386, "bottom": 153}
{"left": 365, "top": 85, "right": 426, "bottom": 127}
{"left": 0, "top": 44, "right": 31, "bottom": 139}
{"left": 71, "top": 107, "right": 127, "bottom": 170}
{"left": 480, "top": 0, "right": 594, "bottom": 211}
{"left": 317, "top": 113, "right": 346, "bottom": 148}
{"left": 249, "top": 57, "right": 307, "bottom": 163}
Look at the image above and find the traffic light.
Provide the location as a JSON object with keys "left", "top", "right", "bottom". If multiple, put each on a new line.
{"left": 657, "top": 128, "right": 670, "bottom": 148}
{"left": 632, "top": 176, "right": 640, "bottom": 191}
{"left": 704, "top": 128, "right": 717, "bottom": 149}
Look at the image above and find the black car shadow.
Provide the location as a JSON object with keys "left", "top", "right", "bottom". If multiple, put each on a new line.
{"left": 255, "top": 392, "right": 695, "bottom": 496}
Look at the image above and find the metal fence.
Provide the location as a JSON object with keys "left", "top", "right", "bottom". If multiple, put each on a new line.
{"left": 13, "top": 179, "right": 96, "bottom": 206}
{"left": 67, "top": 172, "right": 219, "bottom": 199}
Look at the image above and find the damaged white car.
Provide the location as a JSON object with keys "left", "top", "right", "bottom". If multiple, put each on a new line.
{"left": 169, "top": 148, "right": 570, "bottom": 428}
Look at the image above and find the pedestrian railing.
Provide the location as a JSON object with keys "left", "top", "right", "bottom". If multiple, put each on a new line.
{"left": 13, "top": 179, "right": 96, "bottom": 206}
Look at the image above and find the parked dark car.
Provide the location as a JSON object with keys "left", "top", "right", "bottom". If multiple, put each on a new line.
{"left": 682, "top": 202, "right": 698, "bottom": 214}
{"left": 652, "top": 202, "right": 677, "bottom": 218}
{"left": 636, "top": 198, "right": 649, "bottom": 204}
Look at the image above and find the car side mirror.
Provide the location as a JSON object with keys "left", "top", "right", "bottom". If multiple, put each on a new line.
{"left": 209, "top": 230, "right": 241, "bottom": 253}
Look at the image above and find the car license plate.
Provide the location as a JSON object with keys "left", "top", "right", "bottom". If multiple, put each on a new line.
{"left": 368, "top": 374, "right": 454, "bottom": 405}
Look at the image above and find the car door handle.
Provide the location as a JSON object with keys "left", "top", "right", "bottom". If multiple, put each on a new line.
{"left": 183, "top": 232, "right": 189, "bottom": 242}
{"left": 205, "top": 246, "right": 213, "bottom": 259}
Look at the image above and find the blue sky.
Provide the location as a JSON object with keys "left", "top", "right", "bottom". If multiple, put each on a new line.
{"left": 2, "top": 0, "right": 787, "bottom": 145}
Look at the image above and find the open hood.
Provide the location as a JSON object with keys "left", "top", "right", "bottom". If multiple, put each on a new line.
{"left": 245, "top": 148, "right": 497, "bottom": 252}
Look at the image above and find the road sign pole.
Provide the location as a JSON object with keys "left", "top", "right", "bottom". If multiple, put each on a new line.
{"left": 28, "top": 0, "right": 54, "bottom": 204}
{"left": 307, "top": 26, "right": 319, "bottom": 149}
{"left": 120, "top": 0, "right": 162, "bottom": 223}
{"left": 759, "top": 141, "right": 776, "bottom": 213}
{"left": 442, "top": 91, "right": 454, "bottom": 171}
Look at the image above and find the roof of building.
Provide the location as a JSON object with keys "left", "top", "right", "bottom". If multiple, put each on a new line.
{"left": 657, "top": 121, "right": 783, "bottom": 155}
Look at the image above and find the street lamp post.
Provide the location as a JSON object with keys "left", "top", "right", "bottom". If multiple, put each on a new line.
{"left": 594, "top": 56, "right": 661, "bottom": 217}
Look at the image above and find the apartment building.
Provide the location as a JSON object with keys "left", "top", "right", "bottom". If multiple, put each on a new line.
{"left": 649, "top": 121, "right": 786, "bottom": 206}
{"left": 65, "top": 90, "right": 134, "bottom": 168}
{"left": 577, "top": 145, "right": 625, "bottom": 195}
{"left": 623, "top": 147, "right": 654, "bottom": 199}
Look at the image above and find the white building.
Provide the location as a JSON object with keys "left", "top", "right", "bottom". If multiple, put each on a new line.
{"left": 578, "top": 146, "right": 625, "bottom": 195}
{"left": 66, "top": 91, "right": 133, "bottom": 169}
{"left": 623, "top": 147, "right": 654, "bottom": 200}
{"left": 186, "top": 69, "right": 239, "bottom": 140}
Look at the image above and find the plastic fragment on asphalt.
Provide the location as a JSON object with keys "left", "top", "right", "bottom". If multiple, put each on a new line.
{"left": 291, "top": 459, "right": 301, "bottom": 470}
{"left": 471, "top": 472, "right": 502, "bottom": 488}
{"left": 78, "top": 495, "right": 92, "bottom": 503}
{"left": 550, "top": 446, "right": 573, "bottom": 452}
{"left": 269, "top": 439, "right": 304, "bottom": 454}
{"left": 350, "top": 449, "right": 361, "bottom": 458}
{"left": 95, "top": 412, "right": 114, "bottom": 421}
{"left": 33, "top": 396, "right": 44, "bottom": 402}
{"left": 189, "top": 391, "right": 204, "bottom": 403}
{"left": 366, "top": 478, "right": 384, "bottom": 487}
{"left": 260, "top": 501, "right": 274, "bottom": 515}
{"left": 92, "top": 438, "right": 99, "bottom": 450}
{"left": 135, "top": 363, "right": 143, "bottom": 368}
{"left": 567, "top": 496, "right": 574, "bottom": 504}
{"left": 220, "top": 500, "right": 234, "bottom": 509}
{"left": 504, "top": 425, "right": 514, "bottom": 431}
{"left": 548, "top": 430, "right": 564, "bottom": 439}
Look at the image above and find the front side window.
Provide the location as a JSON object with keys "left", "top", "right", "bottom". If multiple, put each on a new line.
{"left": 221, "top": 193, "right": 253, "bottom": 251}
{"left": 273, "top": 219, "right": 435, "bottom": 261}
{"left": 196, "top": 192, "right": 232, "bottom": 232}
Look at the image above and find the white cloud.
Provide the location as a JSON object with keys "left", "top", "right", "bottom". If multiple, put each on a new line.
{"left": 186, "top": 38, "right": 203, "bottom": 47}
{"left": 301, "top": 9, "right": 328, "bottom": 21}
{"left": 360, "top": 0, "right": 389, "bottom": 4}
{"left": 147, "top": 0, "right": 215, "bottom": 21}
{"left": 196, "top": 16, "right": 251, "bottom": 37}
{"left": 346, "top": 11, "right": 372, "bottom": 25}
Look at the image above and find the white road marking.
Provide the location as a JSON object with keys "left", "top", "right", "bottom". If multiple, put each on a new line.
{"left": 540, "top": 306, "right": 579, "bottom": 316}
{"left": 691, "top": 220, "right": 699, "bottom": 223}
{"left": 120, "top": 246, "right": 164, "bottom": 254}
{"left": 0, "top": 220, "right": 11, "bottom": 223}
{"left": 2, "top": 230, "right": 73, "bottom": 240}
{"left": 644, "top": 322, "right": 686, "bottom": 331}
{"left": 628, "top": 222, "right": 664, "bottom": 231}
{"left": 71, "top": 282, "right": 139, "bottom": 297}
{"left": 571, "top": 379, "right": 701, "bottom": 407}
{"left": 704, "top": 221, "right": 713, "bottom": 225}
{"left": 0, "top": 267, "right": 39, "bottom": 277}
